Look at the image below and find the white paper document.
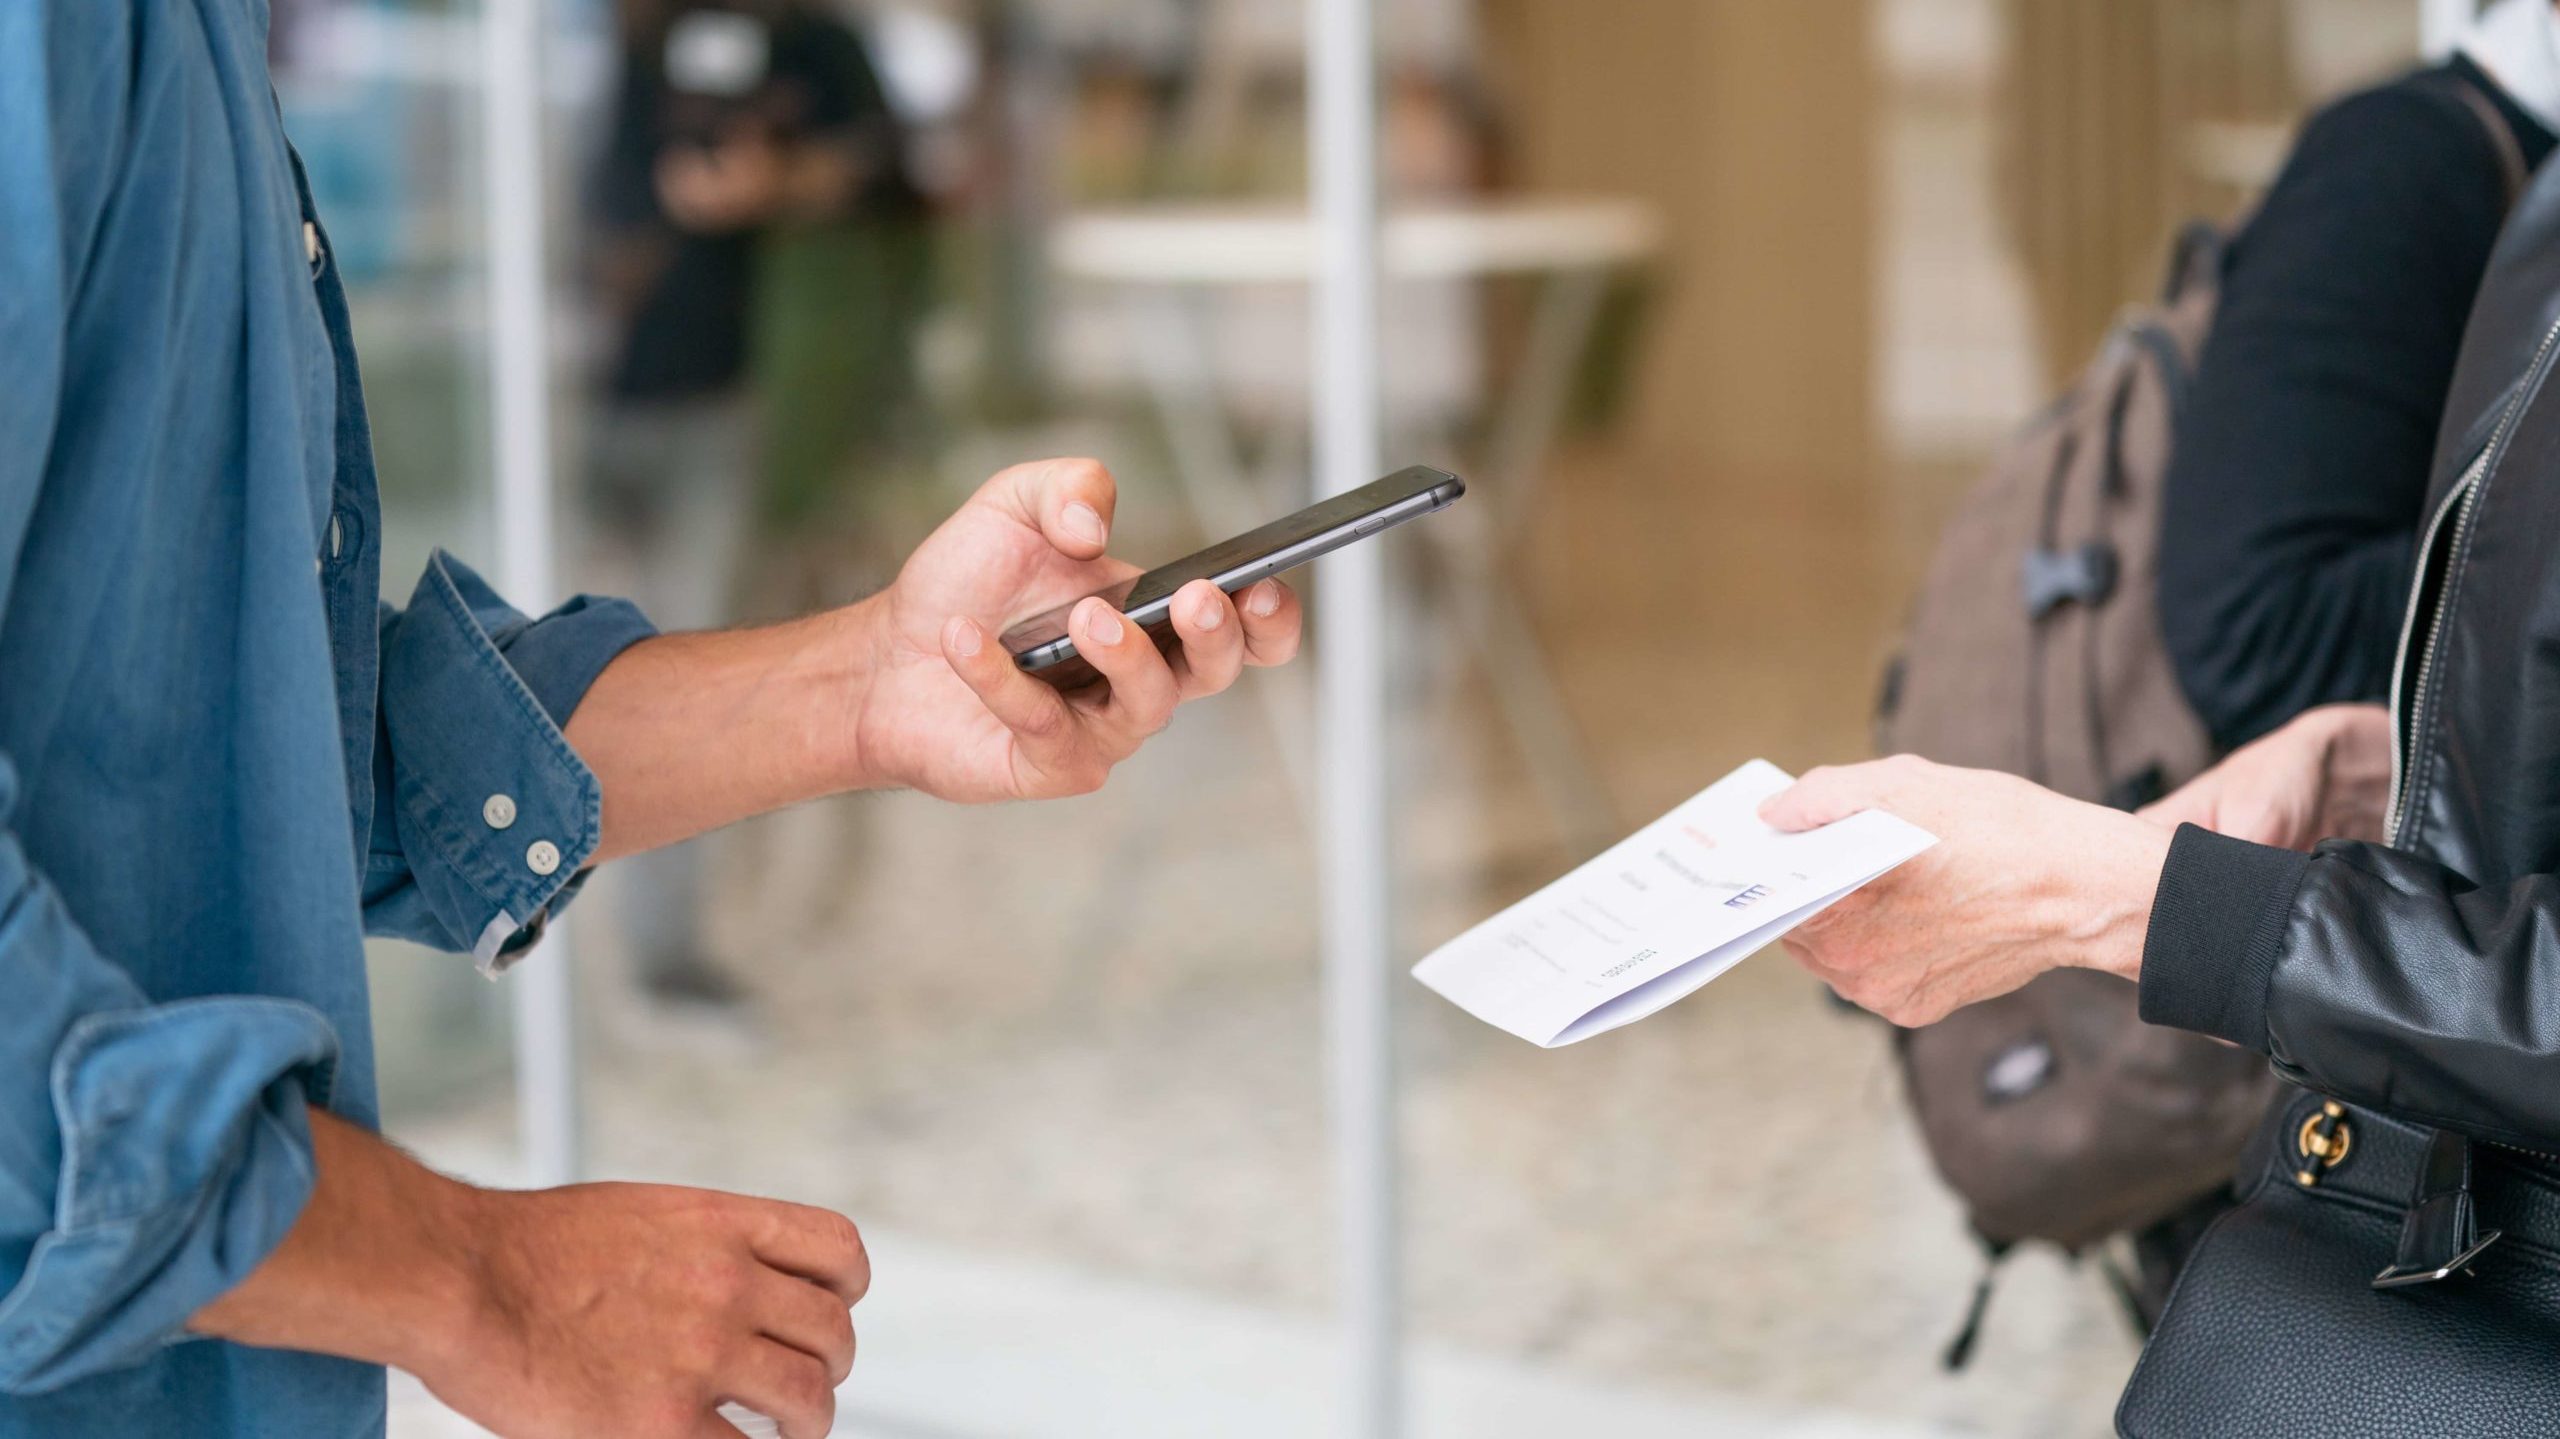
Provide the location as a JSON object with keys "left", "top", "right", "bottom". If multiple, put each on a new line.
{"left": 1412, "top": 760, "right": 1938, "bottom": 1047}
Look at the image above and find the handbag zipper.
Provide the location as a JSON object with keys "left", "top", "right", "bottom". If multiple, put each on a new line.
{"left": 2484, "top": 1136, "right": 2560, "bottom": 1164}
{"left": 2385, "top": 312, "right": 2560, "bottom": 844}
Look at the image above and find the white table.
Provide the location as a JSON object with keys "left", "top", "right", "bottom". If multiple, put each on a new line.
{"left": 1052, "top": 198, "right": 1663, "bottom": 851}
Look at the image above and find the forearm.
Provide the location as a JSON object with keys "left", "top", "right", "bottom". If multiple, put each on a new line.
{"left": 2058, "top": 809, "right": 2175, "bottom": 985}
{"left": 563, "top": 600, "right": 883, "bottom": 862}
{"left": 188, "top": 1112, "right": 484, "bottom": 1374}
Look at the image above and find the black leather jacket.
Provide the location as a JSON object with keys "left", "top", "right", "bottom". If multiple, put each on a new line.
{"left": 2138, "top": 150, "right": 2560, "bottom": 1153}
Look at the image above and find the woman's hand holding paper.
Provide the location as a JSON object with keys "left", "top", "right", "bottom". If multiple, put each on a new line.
{"left": 1757, "top": 756, "right": 2173, "bottom": 1027}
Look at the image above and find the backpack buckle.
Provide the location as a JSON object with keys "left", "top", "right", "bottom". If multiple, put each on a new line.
{"left": 2021, "top": 542, "right": 2119, "bottom": 620}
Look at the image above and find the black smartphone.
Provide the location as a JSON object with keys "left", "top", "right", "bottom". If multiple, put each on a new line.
{"left": 1002, "top": 464, "right": 1468, "bottom": 689}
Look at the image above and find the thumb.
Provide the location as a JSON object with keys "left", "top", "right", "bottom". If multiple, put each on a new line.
{"left": 985, "top": 458, "right": 1118, "bottom": 561}
{"left": 1758, "top": 762, "right": 1889, "bottom": 833}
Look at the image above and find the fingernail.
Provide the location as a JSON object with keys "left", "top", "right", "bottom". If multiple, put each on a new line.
{"left": 1062, "top": 501, "right": 1106, "bottom": 547}
{"left": 947, "top": 617, "right": 983, "bottom": 657}
{"left": 1247, "top": 582, "right": 1282, "bottom": 618}
{"left": 1086, "top": 605, "right": 1125, "bottom": 645}
{"left": 1194, "top": 594, "right": 1226, "bottom": 630}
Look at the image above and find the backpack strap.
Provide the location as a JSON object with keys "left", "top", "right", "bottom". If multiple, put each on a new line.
{"left": 2447, "top": 77, "right": 2531, "bottom": 213}
{"left": 1940, "top": 1238, "right": 2014, "bottom": 1371}
{"left": 2159, "top": 220, "right": 2226, "bottom": 306}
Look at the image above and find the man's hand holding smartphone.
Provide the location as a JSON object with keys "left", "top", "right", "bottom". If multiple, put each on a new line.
{"left": 848, "top": 457, "right": 1307, "bottom": 803}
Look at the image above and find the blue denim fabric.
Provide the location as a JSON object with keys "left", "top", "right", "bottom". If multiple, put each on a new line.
{"left": 0, "top": 4, "right": 653, "bottom": 1434}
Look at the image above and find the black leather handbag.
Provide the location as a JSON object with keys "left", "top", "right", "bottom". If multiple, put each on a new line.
{"left": 2117, "top": 1086, "right": 2560, "bottom": 1437}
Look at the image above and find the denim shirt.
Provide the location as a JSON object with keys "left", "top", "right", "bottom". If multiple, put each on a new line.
{"left": 0, "top": 4, "right": 653, "bottom": 1434}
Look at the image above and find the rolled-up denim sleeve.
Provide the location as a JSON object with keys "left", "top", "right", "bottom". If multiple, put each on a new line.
{"left": 361, "top": 551, "right": 654, "bottom": 971}
{"left": 0, "top": 761, "right": 339, "bottom": 1394}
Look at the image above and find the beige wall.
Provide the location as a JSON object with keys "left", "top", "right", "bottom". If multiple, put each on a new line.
{"left": 1999, "top": 0, "right": 2298, "bottom": 379}
{"left": 1484, "top": 0, "right": 1878, "bottom": 485}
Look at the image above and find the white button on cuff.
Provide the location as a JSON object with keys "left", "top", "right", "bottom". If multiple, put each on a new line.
{"left": 483, "top": 793, "right": 518, "bottom": 830}
{"left": 526, "top": 840, "right": 561, "bottom": 876}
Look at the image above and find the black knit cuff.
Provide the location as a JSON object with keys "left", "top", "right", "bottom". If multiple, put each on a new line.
{"left": 2137, "top": 824, "right": 2314, "bottom": 1051}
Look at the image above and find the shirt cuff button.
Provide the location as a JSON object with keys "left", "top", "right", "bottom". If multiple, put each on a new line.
{"left": 526, "top": 840, "right": 561, "bottom": 877}
{"left": 483, "top": 793, "right": 518, "bottom": 830}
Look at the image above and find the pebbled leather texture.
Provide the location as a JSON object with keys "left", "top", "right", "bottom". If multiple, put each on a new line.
{"left": 2120, "top": 1092, "right": 2560, "bottom": 1437}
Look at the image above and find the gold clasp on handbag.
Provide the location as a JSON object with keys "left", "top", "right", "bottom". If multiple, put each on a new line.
{"left": 2297, "top": 1100, "right": 2352, "bottom": 1186}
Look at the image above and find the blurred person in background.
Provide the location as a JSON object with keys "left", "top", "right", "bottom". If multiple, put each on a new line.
{"left": 2159, "top": 0, "right": 2557, "bottom": 752}
{"left": 0, "top": 3, "right": 1303, "bottom": 1436}
{"left": 588, "top": 0, "right": 925, "bottom": 1014}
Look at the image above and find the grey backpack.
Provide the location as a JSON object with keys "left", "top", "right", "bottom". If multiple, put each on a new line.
{"left": 1874, "top": 218, "right": 2271, "bottom": 1265}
